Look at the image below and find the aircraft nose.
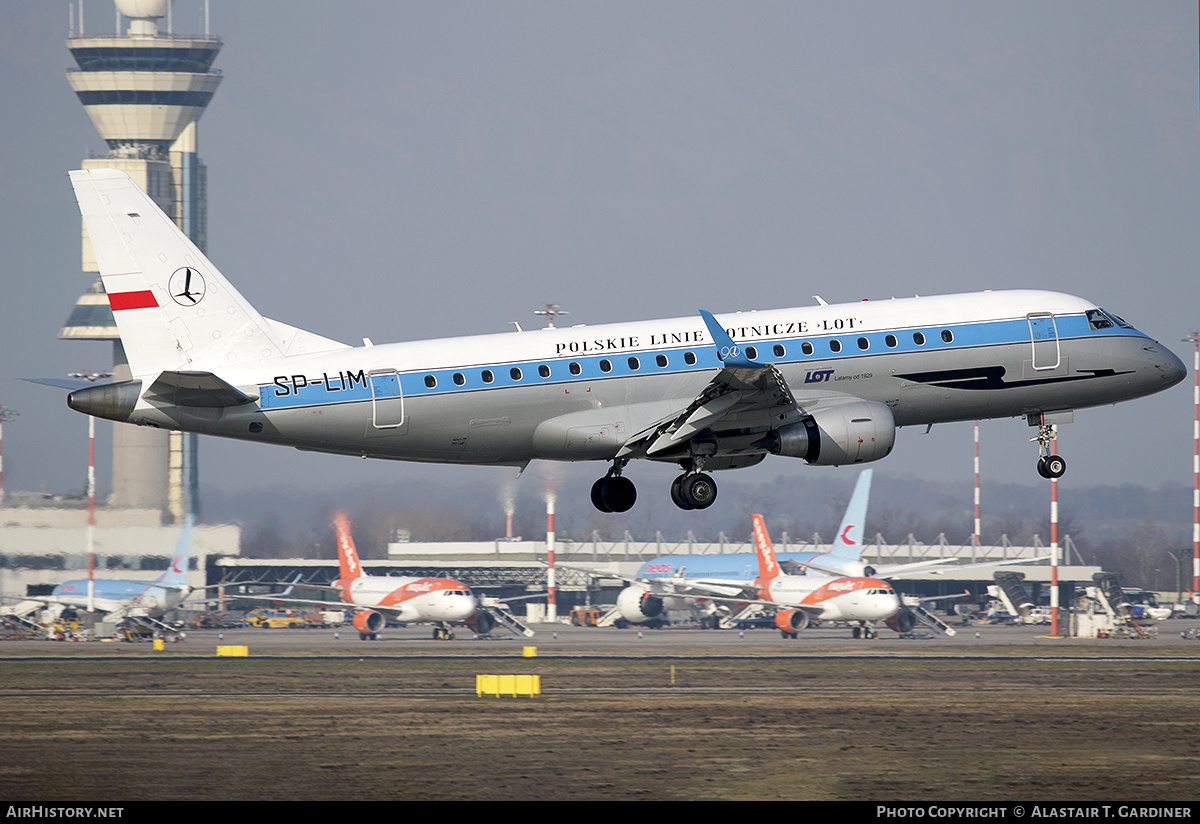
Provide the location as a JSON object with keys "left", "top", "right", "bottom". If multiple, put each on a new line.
{"left": 1159, "top": 346, "right": 1187, "bottom": 388}
{"left": 453, "top": 593, "right": 479, "bottom": 620}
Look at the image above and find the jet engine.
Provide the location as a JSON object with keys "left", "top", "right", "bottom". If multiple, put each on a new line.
{"left": 774, "top": 609, "right": 811, "bottom": 634}
{"left": 351, "top": 610, "right": 385, "bottom": 636}
{"left": 467, "top": 609, "right": 496, "bottom": 635}
{"left": 616, "top": 586, "right": 664, "bottom": 623}
{"left": 761, "top": 400, "right": 896, "bottom": 466}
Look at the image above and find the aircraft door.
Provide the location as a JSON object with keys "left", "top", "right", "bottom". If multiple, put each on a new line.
{"left": 369, "top": 370, "right": 405, "bottom": 429}
{"left": 1027, "top": 313, "right": 1060, "bottom": 371}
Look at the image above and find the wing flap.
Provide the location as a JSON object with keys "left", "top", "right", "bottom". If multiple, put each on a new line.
{"left": 627, "top": 309, "right": 801, "bottom": 458}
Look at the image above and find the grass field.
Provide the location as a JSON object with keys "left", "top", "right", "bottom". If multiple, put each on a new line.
{"left": 1, "top": 653, "right": 1198, "bottom": 800}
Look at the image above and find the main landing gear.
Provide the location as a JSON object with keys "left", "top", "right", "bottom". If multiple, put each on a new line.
{"left": 590, "top": 460, "right": 719, "bottom": 512}
{"left": 591, "top": 461, "right": 637, "bottom": 513}
{"left": 670, "top": 472, "right": 718, "bottom": 510}
{"left": 1031, "top": 422, "right": 1066, "bottom": 479}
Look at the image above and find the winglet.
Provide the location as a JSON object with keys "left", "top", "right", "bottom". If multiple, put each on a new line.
{"left": 699, "top": 310, "right": 757, "bottom": 368}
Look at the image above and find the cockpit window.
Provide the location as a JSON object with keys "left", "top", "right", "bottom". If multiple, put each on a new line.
{"left": 1086, "top": 309, "right": 1113, "bottom": 330}
{"left": 1102, "top": 309, "right": 1133, "bottom": 329}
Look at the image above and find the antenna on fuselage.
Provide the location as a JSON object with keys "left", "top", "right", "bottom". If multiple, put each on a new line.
{"left": 535, "top": 303, "right": 568, "bottom": 328}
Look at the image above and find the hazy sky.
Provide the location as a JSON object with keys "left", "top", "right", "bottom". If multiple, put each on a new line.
{"left": 1, "top": 1, "right": 1196, "bottom": 526}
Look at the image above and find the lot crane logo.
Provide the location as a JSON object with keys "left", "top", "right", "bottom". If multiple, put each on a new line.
{"left": 169, "top": 267, "right": 206, "bottom": 306}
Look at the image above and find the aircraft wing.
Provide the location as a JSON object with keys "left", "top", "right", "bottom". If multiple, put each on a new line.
{"left": 553, "top": 564, "right": 818, "bottom": 614}
{"left": 883, "top": 555, "right": 1053, "bottom": 578}
{"left": 620, "top": 310, "right": 803, "bottom": 458}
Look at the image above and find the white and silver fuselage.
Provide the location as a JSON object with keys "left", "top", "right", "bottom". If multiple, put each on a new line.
{"left": 89, "top": 290, "right": 1184, "bottom": 467}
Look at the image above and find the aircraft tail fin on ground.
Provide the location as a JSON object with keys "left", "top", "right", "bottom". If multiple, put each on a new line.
{"left": 155, "top": 515, "right": 194, "bottom": 589}
{"left": 831, "top": 469, "right": 872, "bottom": 559}
{"left": 68, "top": 169, "right": 345, "bottom": 380}
{"left": 333, "top": 512, "right": 364, "bottom": 582}
{"left": 752, "top": 514, "right": 781, "bottom": 582}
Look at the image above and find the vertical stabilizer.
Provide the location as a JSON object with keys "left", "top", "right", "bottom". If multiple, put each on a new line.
{"left": 752, "top": 514, "right": 781, "bottom": 581}
{"left": 68, "top": 168, "right": 286, "bottom": 379}
{"left": 831, "top": 469, "right": 872, "bottom": 560}
{"left": 334, "top": 512, "right": 364, "bottom": 582}
{"left": 155, "top": 514, "right": 194, "bottom": 589}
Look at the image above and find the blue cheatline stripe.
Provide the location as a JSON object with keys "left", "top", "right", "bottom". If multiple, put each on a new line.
{"left": 256, "top": 313, "right": 1139, "bottom": 411}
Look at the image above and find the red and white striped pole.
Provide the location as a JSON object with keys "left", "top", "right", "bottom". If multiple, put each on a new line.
{"left": 87, "top": 415, "right": 96, "bottom": 613}
{"left": 973, "top": 421, "right": 981, "bottom": 547}
{"left": 1187, "top": 332, "right": 1199, "bottom": 595}
{"left": 546, "top": 496, "right": 557, "bottom": 622}
{"left": 1049, "top": 430, "right": 1060, "bottom": 637}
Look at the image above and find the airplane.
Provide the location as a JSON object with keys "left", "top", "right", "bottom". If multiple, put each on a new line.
{"left": 574, "top": 513, "right": 903, "bottom": 637}
{"left": 64, "top": 169, "right": 1187, "bottom": 513}
{"left": 257, "top": 512, "right": 532, "bottom": 640}
{"left": 1, "top": 516, "right": 196, "bottom": 626}
{"left": 630, "top": 469, "right": 967, "bottom": 581}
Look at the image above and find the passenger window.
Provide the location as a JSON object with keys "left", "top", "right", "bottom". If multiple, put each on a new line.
{"left": 885, "top": 335, "right": 897, "bottom": 348}
{"left": 453, "top": 373, "right": 465, "bottom": 386}
{"left": 481, "top": 370, "right": 494, "bottom": 384}
{"left": 656, "top": 354, "right": 668, "bottom": 368}
{"left": 424, "top": 375, "right": 437, "bottom": 388}
{"left": 913, "top": 332, "right": 925, "bottom": 345}
{"left": 510, "top": 367, "right": 522, "bottom": 381}
{"left": 628, "top": 357, "right": 640, "bottom": 370}
{"left": 857, "top": 337, "right": 869, "bottom": 351}
{"left": 829, "top": 340, "right": 842, "bottom": 353}
{"left": 773, "top": 344, "right": 785, "bottom": 357}
{"left": 801, "top": 342, "right": 813, "bottom": 356}
{"left": 684, "top": 352, "right": 696, "bottom": 365}
{"left": 941, "top": 330, "right": 953, "bottom": 343}
{"left": 538, "top": 365, "right": 551, "bottom": 378}
{"left": 599, "top": 359, "right": 612, "bottom": 373}
{"left": 569, "top": 362, "right": 581, "bottom": 376}
{"left": 745, "top": 346, "right": 758, "bottom": 360}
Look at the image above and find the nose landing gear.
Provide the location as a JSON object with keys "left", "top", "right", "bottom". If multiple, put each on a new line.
{"left": 1030, "top": 422, "right": 1066, "bottom": 479}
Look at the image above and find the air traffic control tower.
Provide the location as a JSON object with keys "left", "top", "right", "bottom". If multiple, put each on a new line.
{"left": 60, "top": 0, "right": 222, "bottom": 523}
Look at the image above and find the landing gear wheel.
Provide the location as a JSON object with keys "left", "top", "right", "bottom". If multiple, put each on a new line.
{"left": 591, "top": 478, "right": 612, "bottom": 513}
{"left": 679, "top": 473, "right": 718, "bottom": 510}
{"left": 1037, "top": 455, "right": 1066, "bottom": 479}
{"left": 602, "top": 476, "right": 637, "bottom": 512}
{"left": 1044, "top": 455, "right": 1066, "bottom": 478}
{"left": 592, "top": 474, "right": 637, "bottom": 512}
{"left": 670, "top": 475, "right": 694, "bottom": 510}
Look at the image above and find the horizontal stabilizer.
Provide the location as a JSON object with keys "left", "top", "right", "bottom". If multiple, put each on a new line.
{"left": 23, "top": 377, "right": 113, "bottom": 391}
{"left": 144, "top": 371, "right": 255, "bottom": 408}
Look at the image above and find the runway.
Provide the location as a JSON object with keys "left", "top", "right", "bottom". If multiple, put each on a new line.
{"left": 5, "top": 619, "right": 1200, "bottom": 657}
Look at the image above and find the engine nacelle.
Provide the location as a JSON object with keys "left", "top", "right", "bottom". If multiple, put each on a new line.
{"left": 774, "top": 609, "right": 811, "bottom": 633}
{"left": 765, "top": 400, "right": 895, "bottom": 466}
{"left": 616, "top": 586, "right": 664, "bottom": 623}
{"left": 351, "top": 610, "right": 385, "bottom": 635}
{"left": 466, "top": 609, "right": 496, "bottom": 634}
